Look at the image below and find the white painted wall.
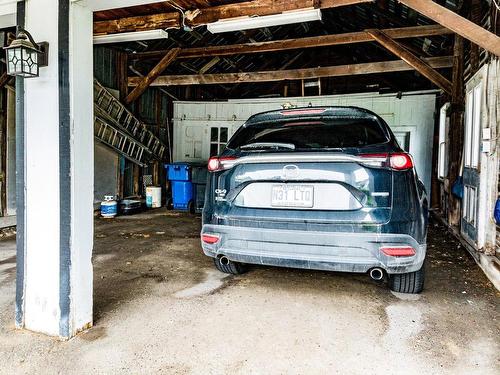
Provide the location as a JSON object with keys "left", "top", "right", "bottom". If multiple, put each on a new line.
{"left": 0, "top": 0, "right": 168, "bottom": 24}
{"left": 0, "top": 0, "right": 16, "bottom": 28}
{"left": 173, "top": 91, "right": 437, "bottom": 194}
{"left": 6, "top": 87, "right": 16, "bottom": 216}
{"left": 78, "top": 0, "right": 166, "bottom": 11}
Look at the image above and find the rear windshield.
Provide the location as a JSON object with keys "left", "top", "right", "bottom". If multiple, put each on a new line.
{"left": 227, "top": 118, "right": 389, "bottom": 150}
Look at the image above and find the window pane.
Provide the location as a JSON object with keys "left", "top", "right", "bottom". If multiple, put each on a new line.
{"left": 394, "top": 131, "right": 410, "bottom": 152}
{"left": 469, "top": 187, "right": 476, "bottom": 225}
{"left": 471, "top": 84, "right": 482, "bottom": 168}
{"left": 210, "top": 127, "right": 218, "bottom": 142}
{"left": 464, "top": 92, "right": 473, "bottom": 167}
{"left": 210, "top": 143, "right": 218, "bottom": 157}
{"left": 220, "top": 127, "right": 228, "bottom": 143}
{"left": 463, "top": 187, "right": 468, "bottom": 219}
{"left": 438, "top": 143, "right": 446, "bottom": 179}
{"left": 227, "top": 118, "right": 389, "bottom": 150}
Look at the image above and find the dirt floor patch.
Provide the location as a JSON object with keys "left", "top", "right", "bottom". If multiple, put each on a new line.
{"left": 0, "top": 210, "right": 498, "bottom": 374}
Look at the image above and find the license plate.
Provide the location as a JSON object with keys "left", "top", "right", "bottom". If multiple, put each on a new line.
{"left": 271, "top": 184, "right": 314, "bottom": 208}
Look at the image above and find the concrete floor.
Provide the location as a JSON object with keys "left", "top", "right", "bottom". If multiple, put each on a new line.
{"left": 0, "top": 209, "right": 499, "bottom": 375}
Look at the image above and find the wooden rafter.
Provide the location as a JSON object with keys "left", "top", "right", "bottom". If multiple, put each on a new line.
{"left": 125, "top": 48, "right": 181, "bottom": 104}
{"left": 128, "top": 56, "right": 453, "bottom": 87}
{"left": 366, "top": 29, "right": 452, "bottom": 94}
{"left": 129, "top": 24, "right": 452, "bottom": 61}
{"left": 398, "top": 0, "right": 500, "bottom": 57}
{"left": 94, "top": 0, "right": 374, "bottom": 34}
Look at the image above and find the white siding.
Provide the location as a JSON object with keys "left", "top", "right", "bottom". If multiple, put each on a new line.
{"left": 173, "top": 91, "right": 437, "bottom": 194}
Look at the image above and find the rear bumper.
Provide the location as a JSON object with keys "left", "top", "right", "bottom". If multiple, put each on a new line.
{"left": 201, "top": 224, "right": 426, "bottom": 274}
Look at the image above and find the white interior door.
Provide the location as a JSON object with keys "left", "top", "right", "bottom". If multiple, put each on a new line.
{"left": 461, "top": 81, "right": 483, "bottom": 246}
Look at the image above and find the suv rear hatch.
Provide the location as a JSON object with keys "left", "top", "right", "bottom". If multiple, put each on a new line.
{"left": 207, "top": 110, "right": 411, "bottom": 230}
{"left": 209, "top": 153, "right": 394, "bottom": 227}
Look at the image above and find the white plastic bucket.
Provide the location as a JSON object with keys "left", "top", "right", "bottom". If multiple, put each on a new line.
{"left": 146, "top": 186, "right": 162, "bottom": 208}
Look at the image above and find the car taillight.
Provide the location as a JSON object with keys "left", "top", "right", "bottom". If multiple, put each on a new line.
{"left": 207, "top": 157, "right": 220, "bottom": 172}
{"left": 207, "top": 156, "right": 238, "bottom": 172}
{"left": 389, "top": 153, "right": 413, "bottom": 170}
{"left": 359, "top": 153, "right": 413, "bottom": 171}
{"left": 380, "top": 246, "right": 416, "bottom": 257}
{"left": 201, "top": 234, "right": 220, "bottom": 244}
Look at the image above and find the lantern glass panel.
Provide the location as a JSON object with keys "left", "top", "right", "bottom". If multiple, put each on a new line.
{"left": 7, "top": 47, "right": 23, "bottom": 74}
{"left": 22, "top": 48, "right": 38, "bottom": 76}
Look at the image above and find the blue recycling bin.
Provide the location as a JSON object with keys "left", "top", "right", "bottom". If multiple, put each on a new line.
{"left": 165, "top": 163, "right": 194, "bottom": 211}
{"left": 166, "top": 163, "right": 191, "bottom": 181}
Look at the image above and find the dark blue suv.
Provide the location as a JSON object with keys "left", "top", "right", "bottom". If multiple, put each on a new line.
{"left": 201, "top": 107, "right": 428, "bottom": 293}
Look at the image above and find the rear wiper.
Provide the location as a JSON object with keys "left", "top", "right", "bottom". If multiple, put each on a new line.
{"left": 239, "top": 142, "right": 296, "bottom": 150}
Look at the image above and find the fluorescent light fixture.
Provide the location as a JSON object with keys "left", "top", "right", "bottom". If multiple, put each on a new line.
{"left": 93, "top": 30, "right": 168, "bottom": 45}
{"left": 207, "top": 8, "right": 322, "bottom": 34}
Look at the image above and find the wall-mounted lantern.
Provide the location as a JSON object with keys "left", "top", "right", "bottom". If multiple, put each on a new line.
{"left": 4, "top": 27, "right": 48, "bottom": 78}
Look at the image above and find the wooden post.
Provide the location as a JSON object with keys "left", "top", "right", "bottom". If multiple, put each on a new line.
{"left": 152, "top": 161, "right": 159, "bottom": 186}
{"left": 447, "top": 35, "right": 465, "bottom": 226}
{"left": 116, "top": 51, "right": 128, "bottom": 102}
{"left": 133, "top": 164, "right": 140, "bottom": 197}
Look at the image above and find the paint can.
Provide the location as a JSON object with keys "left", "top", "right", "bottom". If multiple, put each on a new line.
{"left": 146, "top": 186, "right": 162, "bottom": 208}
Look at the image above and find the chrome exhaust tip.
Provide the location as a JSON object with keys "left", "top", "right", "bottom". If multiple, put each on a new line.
{"left": 219, "top": 256, "right": 230, "bottom": 266}
{"left": 369, "top": 268, "right": 384, "bottom": 281}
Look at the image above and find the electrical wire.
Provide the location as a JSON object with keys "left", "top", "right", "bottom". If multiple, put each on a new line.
{"left": 493, "top": 0, "right": 500, "bottom": 12}
{"left": 165, "top": 0, "right": 192, "bottom": 31}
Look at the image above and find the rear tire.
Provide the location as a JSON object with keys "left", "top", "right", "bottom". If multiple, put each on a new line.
{"left": 389, "top": 266, "right": 425, "bottom": 294}
{"left": 166, "top": 198, "right": 173, "bottom": 210}
{"left": 188, "top": 200, "right": 195, "bottom": 215}
{"left": 213, "top": 257, "right": 247, "bottom": 275}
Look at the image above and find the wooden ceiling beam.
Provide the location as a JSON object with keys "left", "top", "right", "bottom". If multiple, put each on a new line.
{"left": 367, "top": 29, "right": 452, "bottom": 94}
{"left": 129, "top": 24, "right": 452, "bottom": 61}
{"left": 397, "top": 0, "right": 500, "bottom": 57}
{"left": 127, "top": 56, "right": 453, "bottom": 86}
{"left": 94, "top": 0, "right": 374, "bottom": 35}
{"left": 125, "top": 47, "right": 181, "bottom": 104}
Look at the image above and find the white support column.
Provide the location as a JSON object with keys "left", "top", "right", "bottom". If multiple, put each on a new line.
{"left": 17, "top": 0, "right": 93, "bottom": 338}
